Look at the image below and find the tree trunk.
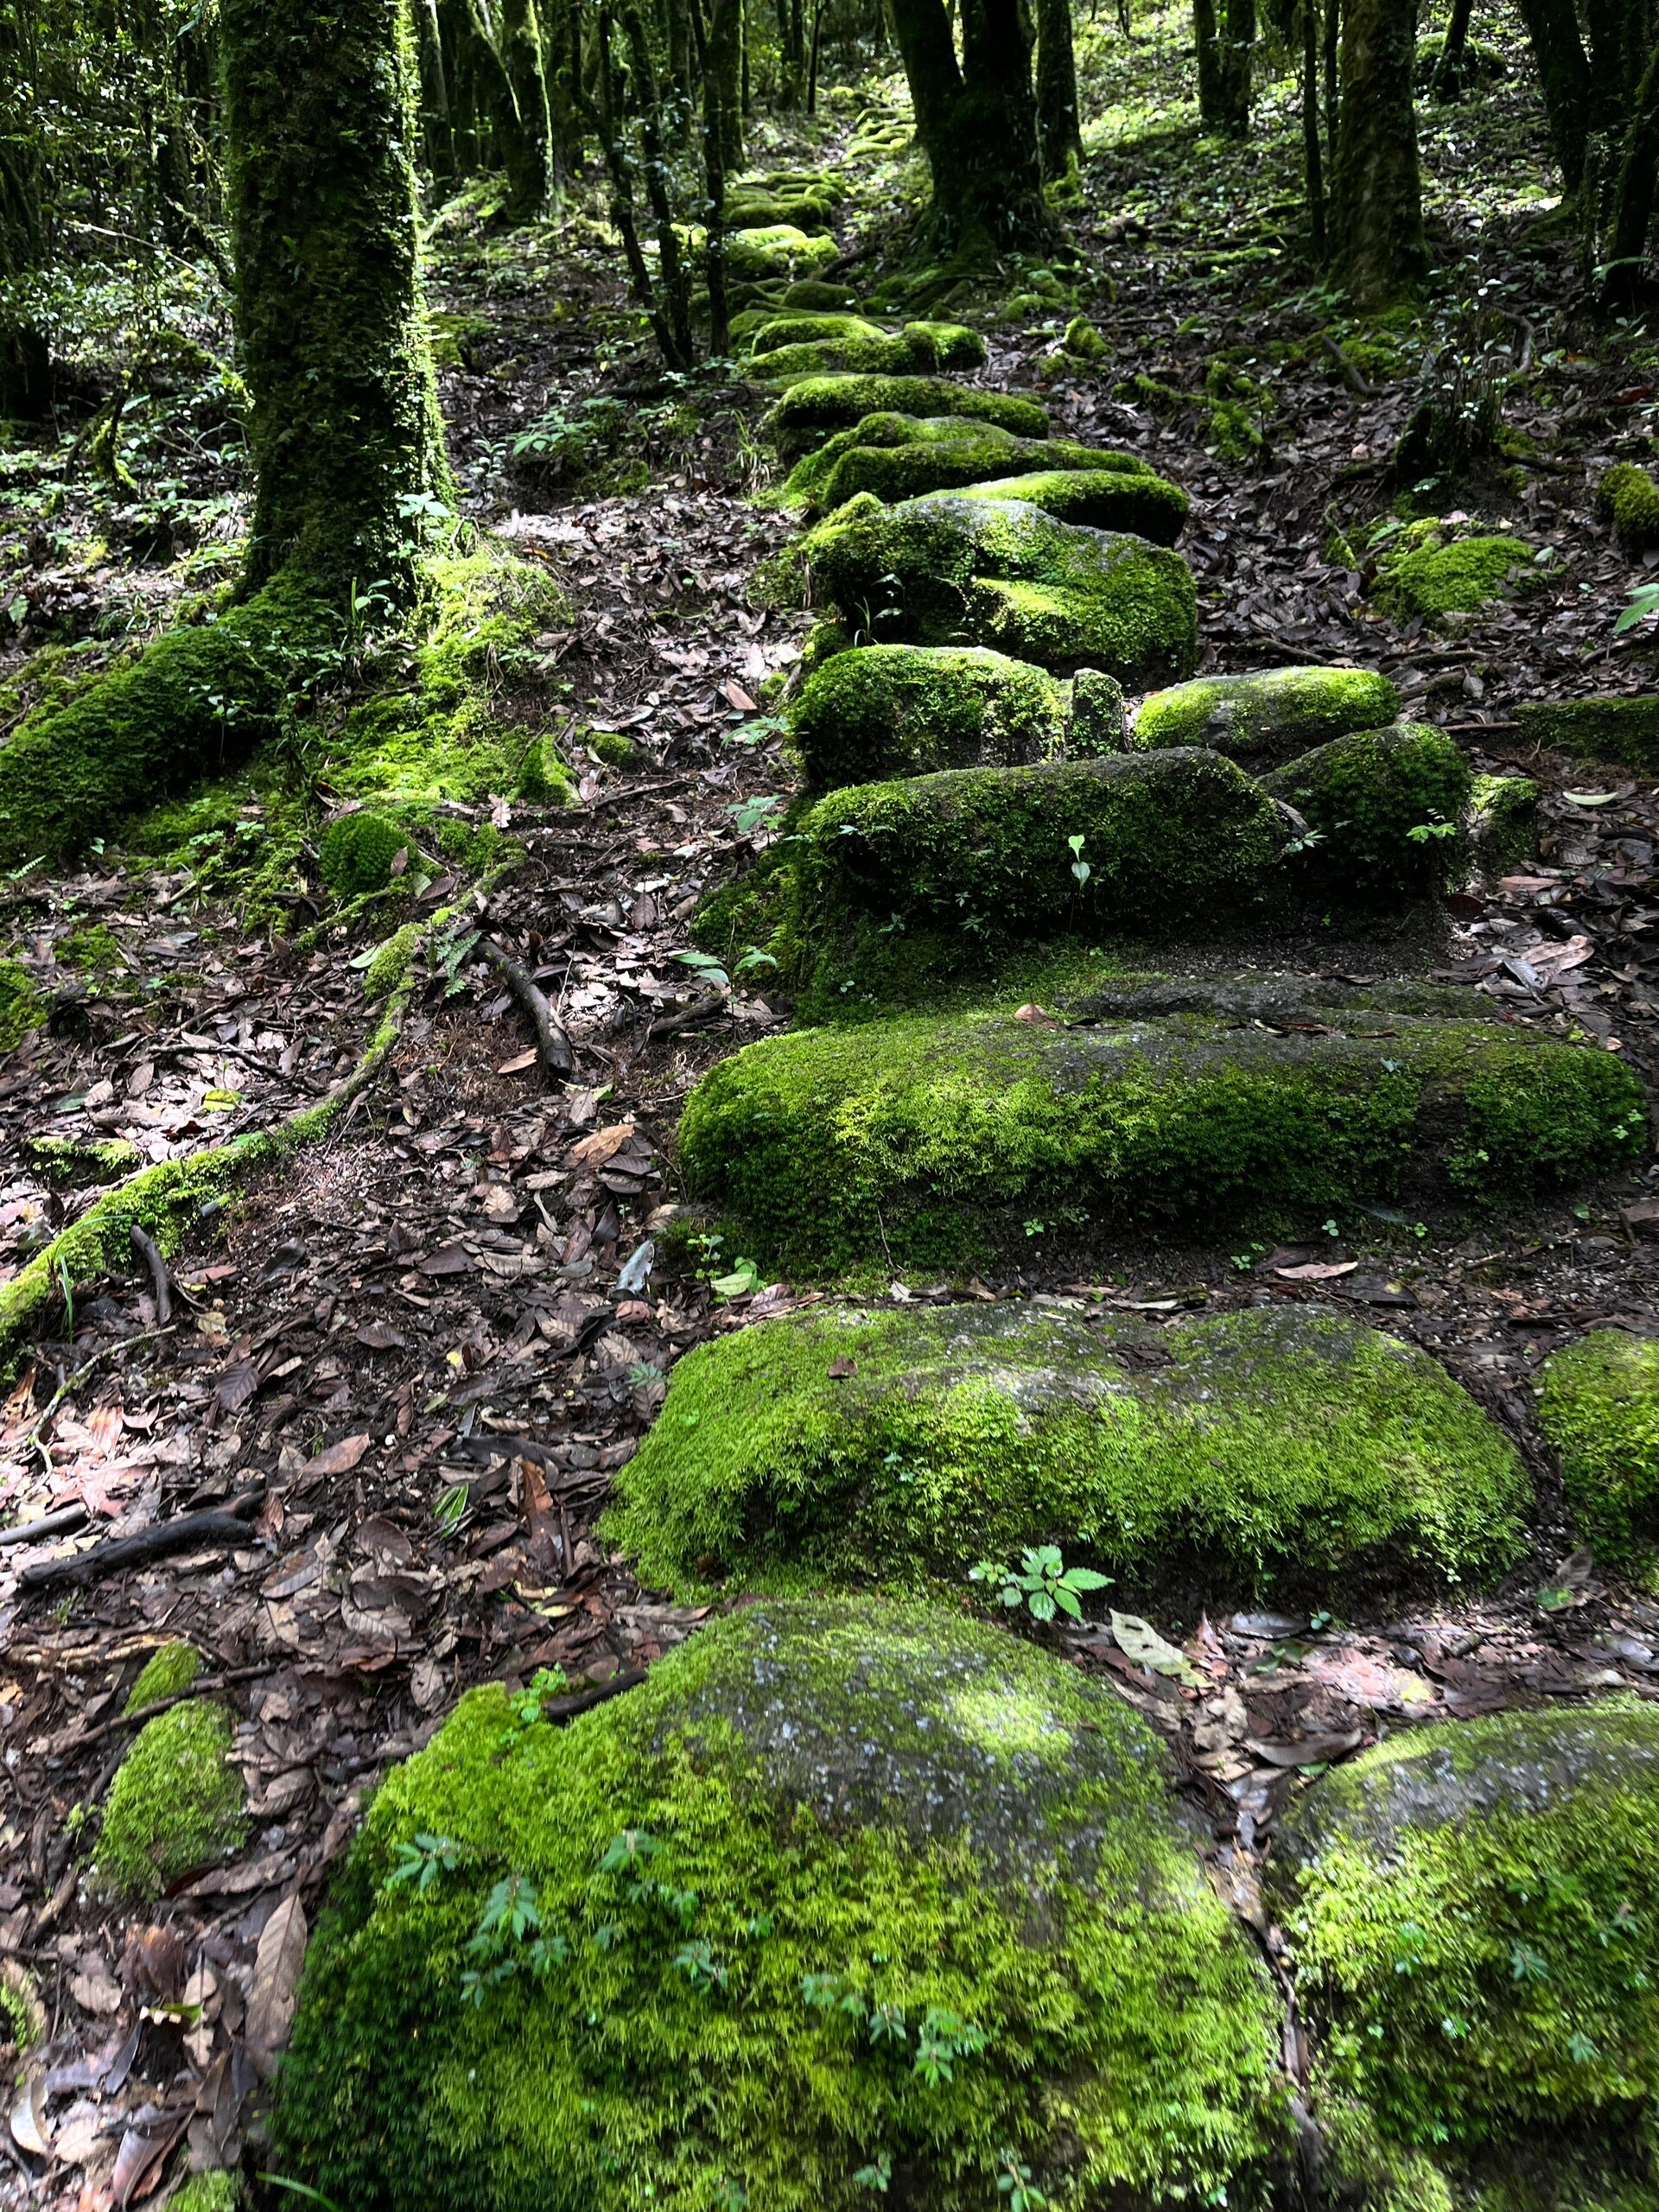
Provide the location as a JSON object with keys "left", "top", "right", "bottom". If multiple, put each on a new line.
{"left": 1218, "top": 0, "right": 1255, "bottom": 132}
{"left": 1429, "top": 0, "right": 1476, "bottom": 96}
{"left": 221, "top": 0, "right": 451, "bottom": 595}
{"left": 889, "top": 0, "right": 1052, "bottom": 250}
{"left": 492, "top": 0, "right": 557, "bottom": 219}
{"left": 1323, "top": 0, "right": 1339, "bottom": 181}
{"left": 1037, "top": 0, "right": 1084, "bottom": 176}
{"left": 1336, "top": 0, "right": 1425, "bottom": 305}
{"left": 1303, "top": 0, "right": 1327, "bottom": 259}
{"left": 1194, "top": 0, "right": 1228, "bottom": 126}
{"left": 1605, "top": 29, "right": 1659, "bottom": 307}
{"left": 703, "top": 0, "right": 736, "bottom": 350}
{"left": 706, "top": 0, "right": 745, "bottom": 177}
{"left": 1511, "top": 0, "right": 1591, "bottom": 194}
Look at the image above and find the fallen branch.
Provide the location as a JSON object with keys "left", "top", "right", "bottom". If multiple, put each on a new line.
{"left": 0, "top": 1504, "right": 87, "bottom": 1551}
{"left": 646, "top": 992, "right": 728, "bottom": 1040}
{"left": 16, "top": 1326, "right": 175, "bottom": 1453}
{"left": 19, "top": 1486, "right": 265, "bottom": 1592}
{"left": 480, "top": 937, "right": 576, "bottom": 1077}
{"left": 48, "top": 1659, "right": 273, "bottom": 1751}
{"left": 128, "top": 1222, "right": 172, "bottom": 1324}
{"left": 540, "top": 1667, "right": 646, "bottom": 1724}
{"left": 1320, "top": 334, "right": 1386, "bottom": 398}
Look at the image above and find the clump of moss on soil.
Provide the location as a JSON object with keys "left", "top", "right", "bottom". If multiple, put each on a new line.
{"left": 1537, "top": 1329, "right": 1659, "bottom": 1566}
{"left": 124, "top": 1639, "right": 203, "bottom": 1715}
{"left": 93, "top": 1700, "right": 245, "bottom": 1898}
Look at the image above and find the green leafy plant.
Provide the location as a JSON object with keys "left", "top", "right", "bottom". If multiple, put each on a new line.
{"left": 728, "top": 793, "right": 784, "bottom": 837}
{"left": 912, "top": 2005, "right": 988, "bottom": 2085}
{"left": 969, "top": 1546, "right": 1112, "bottom": 1624}
{"left": 385, "top": 1832, "right": 461, "bottom": 1895}
{"left": 995, "top": 2147, "right": 1047, "bottom": 2212}
{"left": 1066, "top": 832, "right": 1090, "bottom": 887}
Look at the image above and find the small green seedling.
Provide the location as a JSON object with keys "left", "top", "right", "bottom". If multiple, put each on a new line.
{"left": 969, "top": 1545, "right": 1112, "bottom": 1624}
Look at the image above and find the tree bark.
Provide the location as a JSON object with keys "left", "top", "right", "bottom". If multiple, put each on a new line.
{"left": 222, "top": 0, "right": 451, "bottom": 597}
{"left": 1605, "top": 29, "right": 1659, "bottom": 307}
{"left": 1511, "top": 0, "right": 1591, "bottom": 194}
{"left": 705, "top": 0, "right": 745, "bottom": 178}
{"left": 1194, "top": 0, "right": 1228, "bottom": 126}
{"left": 1218, "top": 0, "right": 1255, "bottom": 132}
{"left": 1429, "top": 0, "right": 1475, "bottom": 96}
{"left": 489, "top": 0, "right": 557, "bottom": 219}
{"left": 889, "top": 0, "right": 1052, "bottom": 250}
{"left": 1336, "top": 0, "right": 1425, "bottom": 305}
{"left": 1303, "top": 0, "right": 1327, "bottom": 260}
{"left": 1037, "top": 0, "right": 1084, "bottom": 176}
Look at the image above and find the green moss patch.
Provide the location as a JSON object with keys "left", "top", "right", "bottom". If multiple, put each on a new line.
{"left": 1597, "top": 463, "right": 1659, "bottom": 556}
{"left": 1512, "top": 696, "right": 1659, "bottom": 770}
{"left": 778, "top": 411, "right": 1152, "bottom": 516}
{"left": 319, "top": 808, "right": 410, "bottom": 896}
{"left": 955, "top": 467, "right": 1188, "bottom": 543}
{"left": 801, "top": 492, "right": 1198, "bottom": 683}
{"left": 1376, "top": 530, "right": 1537, "bottom": 620}
{"left": 93, "top": 1699, "right": 245, "bottom": 1898}
{"left": 1271, "top": 1701, "right": 1659, "bottom": 2196}
{"left": 677, "top": 1006, "right": 1643, "bottom": 1274}
{"left": 750, "top": 323, "right": 987, "bottom": 384}
{"left": 1133, "top": 665, "right": 1400, "bottom": 764}
{"left": 789, "top": 750, "right": 1285, "bottom": 1013}
{"left": 723, "top": 224, "right": 841, "bottom": 281}
{"left": 125, "top": 1639, "right": 203, "bottom": 1714}
{"left": 0, "top": 958, "right": 46, "bottom": 1052}
{"left": 766, "top": 378, "right": 1048, "bottom": 460}
{"left": 789, "top": 643, "right": 1068, "bottom": 789}
{"left": 22, "top": 1134, "right": 141, "bottom": 1185}
{"left": 1470, "top": 772, "right": 1540, "bottom": 878}
{"left": 273, "top": 1595, "right": 1287, "bottom": 2212}
{"left": 1538, "top": 1330, "right": 1659, "bottom": 1565}
{"left": 608, "top": 1302, "right": 1526, "bottom": 1600}
{"left": 1262, "top": 722, "right": 1474, "bottom": 900}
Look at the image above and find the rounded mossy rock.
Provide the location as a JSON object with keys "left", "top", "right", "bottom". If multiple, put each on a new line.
{"left": 1261, "top": 723, "right": 1473, "bottom": 902}
{"left": 1268, "top": 1701, "right": 1659, "bottom": 2201}
{"left": 0, "top": 958, "right": 47, "bottom": 1052}
{"left": 271, "top": 1595, "right": 1289, "bottom": 2212}
{"left": 1596, "top": 463, "right": 1659, "bottom": 556}
{"left": 318, "top": 807, "right": 410, "bottom": 897}
{"left": 749, "top": 311, "right": 888, "bottom": 355}
{"left": 1132, "top": 666, "right": 1401, "bottom": 766}
{"left": 1537, "top": 1330, "right": 1659, "bottom": 1565}
{"left": 766, "top": 377, "right": 1048, "bottom": 460}
{"left": 677, "top": 1006, "right": 1643, "bottom": 1275}
{"left": 954, "top": 469, "right": 1188, "bottom": 543}
{"left": 1513, "top": 695, "right": 1659, "bottom": 770}
{"left": 748, "top": 323, "right": 988, "bottom": 384}
{"left": 125, "top": 1638, "right": 203, "bottom": 1715}
{"left": 1469, "top": 772, "right": 1539, "bottom": 879}
{"left": 722, "top": 224, "right": 841, "bottom": 281}
{"left": 780, "top": 277, "right": 861, "bottom": 310}
{"left": 779, "top": 411, "right": 1153, "bottom": 517}
{"left": 606, "top": 1302, "right": 1528, "bottom": 1601}
{"left": 1375, "top": 531, "right": 1536, "bottom": 620}
{"left": 789, "top": 644, "right": 1069, "bottom": 788}
{"left": 801, "top": 493, "right": 1198, "bottom": 685}
{"left": 789, "top": 750, "right": 1287, "bottom": 1014}
{"left": 93, "top": 1700, "right": 246, "bottom": 1899}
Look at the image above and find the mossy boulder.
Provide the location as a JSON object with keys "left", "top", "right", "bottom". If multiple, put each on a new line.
{"left": 750, "top": 311, "right": 888, "bottom": 355}
{"left": 789, "top": 643, "right": 1069, "bottom": 789}
{"left": 1261, "top": 723, "right": 1473, "bottom": 900}
{"left": 22, "top": 1133, "right": 142, "bottom": 1185}
{"left": 1470, "top": 772, "right": 1540, "bottom": 878}
{"left": 1062, "top": 315, "right": 1108, "bottom": 361}
{"left": 93, "top": 1699, "right": 246, "bottom": 1899}
{"left": 678, "top": 1005, "right": 1643, "bottom": 1274}
{"left": 766, "top": 377, "right": 1048, "bottom": 460}
{"left": 955, "top": 469, "right": 1188, "bottom": 543}
{"left": 801, "top": 493, "right": 1198, "bottom": 684}
{"left": 789, "top": 750, "right": 1286, "bottom": 1010}
{"left": 779, "top": 412, "right": 1154, "bottom": 517}
{"left": 1376, "top": 531, "right": 1537, "bottom": 620}
{"left": 748, "top": 323, "right": 987, "bottom": 384}
{"left": 1596, "top": 462, "right": 1659, "bottom": 556}
{"left": 1512, "top": 696, "right": 1659, "bottom": 770}
{"left": 0, "top": 958, "right": 46, "bottom": 1052}
{"left": 1057, "top": 969, "right": 1474, "bottom": 1026}
{"left": 1133, "top": 665, "right": 1401, "bottom": 766}
{"left": 723, "top": 224, "right": 841, "bottom": 281}
{"left": 607, "top": 1302, "right": 1527, "bottom": 1600}
{"left": 272, "top": 1596, "right": 1288, "bottom": 2212}
{"left": 1538, "top": 1330, "right": 1659, "bottom": 1565}
{"left": 318, "top": 807, "right": 410, "bottom": 897}
{"left": 1270, "top": 1701, "right": 1659, "bottom": 2202}
{"left": 125, "top": 1638, "right": 203, "bottom": 1714}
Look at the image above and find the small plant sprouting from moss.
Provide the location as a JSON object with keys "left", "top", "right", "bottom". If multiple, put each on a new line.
{"left": 969, "top": 1546, "right": 1112, "bottom": 1624}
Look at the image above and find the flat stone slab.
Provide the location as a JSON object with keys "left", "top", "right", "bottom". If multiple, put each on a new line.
{"left": 274, "top": 1595, "right": 1286, "bottom": 2209}
{"left": 678, "top": 1003, "right": 1643, "bottom": 1273}
{"left": 1134, "top": 665, "right": 1400, "bottom": 763}
{"left": 1269, "top": 1700, "right": 1659, "bottom": 2201}
{"left": 607, "top": 1300, "right": 1528, "bottom": 1599}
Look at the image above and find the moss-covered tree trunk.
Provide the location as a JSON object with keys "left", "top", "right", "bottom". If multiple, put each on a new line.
{"left": 1193, "top": 0, "right": 1229, "bottom": 126}
{"left": 222, "top": 0, "right": 451, "bottom": 596}
{"left": 1217, "top": 0, "right": 1255, "bottom": 131}
{"left": 1605, "top": 29, "right": 1659, "bottom": 306}
{"left": 1037, "top": 0, "right": 1084, "bottom": 178}
{"left": 1428, "top": 0, "right": 1476, "bottom": 95}
{"left": 1336, "top": 0, "right": 1425, "bottom": 305}
{"left": 889, "top": 0, "right": 1052, "bottom": 251}
{"left": 1512, "top": 0, "right": 1591, "bottom": 192}
{"left": 486, "top": 0, "right": 558, "bottom": 219}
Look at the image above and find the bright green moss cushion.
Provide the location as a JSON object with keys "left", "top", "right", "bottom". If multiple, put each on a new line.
{"left": 272, "top": 1597, "right": 1288, "bottom": 2212}
{"left": 1271, "top": 1701, "right": 1659, "bottom": 2202}
{"left": 778, "top": 412, "right": 1160, "bottom": 518}
{"left": 766, "top": 377, "right": 1048, "bottom": 459}
{"left": 1538, "top": 1329, "right": 1659, "bottom": 1563}
{"left": 789, "top": 750, "right": 1285, "bottom": 1010}
{"left": 1512, "top": 696, "right": 1659, "bottom": 771}
{"left": 749, "top": 324, "right": 988, "bottom": 384}
{"left": 955, "top": 469, "right": 1189, "bottom": 543}
{"left": 677, "top": 1007, "right": 1643, "bottom": 1274}
{"left": 93, "top": 1700, "right": 246, "bottom": 1899}
{"left": 788, "top": 643, "right": 1070, "bottom": 788}
{"left": 606, "top": 1302, "right": 1527, "bottom": 1599}
{"left": 1133, "top": 666, "right": 1400, "bottom": 764}
{"left": 802, "top": 492, "right": 1197, "bottom": 684}
{"left": 1261, "top": 722, "right": 1474, "bottom": 901}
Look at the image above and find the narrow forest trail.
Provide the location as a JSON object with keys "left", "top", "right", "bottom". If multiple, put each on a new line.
{"left": 4, "top": 23, "right": 1659, "bottom": 2210}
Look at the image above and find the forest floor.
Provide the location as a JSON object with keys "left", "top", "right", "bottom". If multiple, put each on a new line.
{"left": 4, "top": 3, "right": 1659, "bottom": 2204}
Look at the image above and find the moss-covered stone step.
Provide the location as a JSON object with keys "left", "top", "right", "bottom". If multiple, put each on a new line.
{"left": 1268, "top": 1700, "right": 1659, "bottom": 2207}
{"left": 723, "top": 225, "right": 842, "bottom": 282}
{"left": 747, "top": 320, "right": 987, "bottom": 383}
{"left": 766, "top": 375, "right": 1049, "bottom": 457}
{"left": 677, "top": 1005, "right": 1643, "bottom": 1273}
{"left": 1133, "top": 664, "right": 1400, "bottom": 764}
{"left": 273, "top": 1596, "right": 1287, "bottom": 2212}
{"left": 1262, "top": 722, "right": 1474, "bottom": 901}
{"left": 802, "top": 492, "right": 1197, "bottom": 683}
{"left": 607, "top": 1302, "right": 1528, "bottom": 1599}
{"left": 778, "top": 410, "right": 1172, "bottom": 522}
{"left": 954, "top": 467, "right": 1188, "bottom": 543}
{"left": 789, "top": 643, "right": 1070, "bottom": 787}
{"left": 1514, "top": 694, "right": 1659, "bottom": 769}
{"left": 1538, "top": 1329, "right": 1659, "bottom": 1565}
{"left": 788, "top": 751, "right": 1285, "bottom": 1008}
